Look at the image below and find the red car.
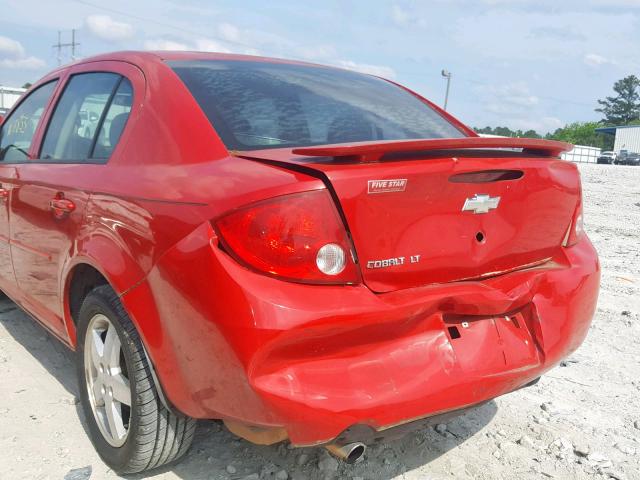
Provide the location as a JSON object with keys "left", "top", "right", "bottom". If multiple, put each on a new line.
{"left": 0, "top": 51, "right": 599, "bottom": 473}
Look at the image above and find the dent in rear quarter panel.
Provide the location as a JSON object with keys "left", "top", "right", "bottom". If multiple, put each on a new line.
{"left": 82, "top": 192, "right": 209, "bottom": 281}
{"left": 132, "top": 222, "right": 279, "bottom": 422}
{"left": 64, "top": 191, "right": 209, "bottom": 344}
{"left": 116, "top": 157, "right": 327, "bottom": 419}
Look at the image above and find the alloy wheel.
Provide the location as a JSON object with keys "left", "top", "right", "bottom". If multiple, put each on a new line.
{"left": 84, "top": 313, "right": 132, "bottom": 447}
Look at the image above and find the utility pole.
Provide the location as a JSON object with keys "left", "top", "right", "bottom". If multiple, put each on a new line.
{"left": 53, "top": 29, "right": 80, "bottom": 66}
{"left": 71, "top": 29, "right": 77, "bottom": 60}
{"left": 441, "top": 69, "right": 452, "bottom": 111}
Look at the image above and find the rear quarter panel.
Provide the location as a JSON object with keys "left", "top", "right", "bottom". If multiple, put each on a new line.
{"left": 63, "top": 58, "right": 324, "bottom": 353}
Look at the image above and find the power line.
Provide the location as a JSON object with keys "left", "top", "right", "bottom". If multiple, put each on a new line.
{"left": 70, "top": 0, "right": 255, "bottom": 50}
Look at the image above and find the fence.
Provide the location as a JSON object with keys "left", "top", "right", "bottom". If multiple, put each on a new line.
{"left": 561, "top": 145, "right": 601, "bottom": 163}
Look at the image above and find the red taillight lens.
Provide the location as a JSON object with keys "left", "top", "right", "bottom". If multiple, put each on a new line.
{"left": 215, "top": 190, "right": 360, "bottom": 284}
{"left": 563, "top": 201, "right": 584, "bottom": 247}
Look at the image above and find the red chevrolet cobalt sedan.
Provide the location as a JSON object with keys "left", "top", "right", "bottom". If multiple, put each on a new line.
{"left": 0, "top": 51, "right": 599, "bottom": 473}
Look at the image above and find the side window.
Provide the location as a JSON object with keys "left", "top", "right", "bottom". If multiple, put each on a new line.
{"left": 92, "top": 79, "right": 133, "bottom": 159}
{"left": 40, "top": 73, "right": 121, "bottom": 162}
{"left": 0, "top": 81, "right": 58, "bottom": 162}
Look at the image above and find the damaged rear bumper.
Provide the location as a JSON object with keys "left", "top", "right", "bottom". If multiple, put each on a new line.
{"left": 125, "top": 223, "right": 600, "bottom": 446}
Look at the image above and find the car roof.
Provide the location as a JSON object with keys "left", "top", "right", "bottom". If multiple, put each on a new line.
{"left": 64, "top": 50, "right": 343, "bottom": 73}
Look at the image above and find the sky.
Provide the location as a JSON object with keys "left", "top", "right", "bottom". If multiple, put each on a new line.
{"left": 1, "top": 0, "right": 639, "bottom": 134}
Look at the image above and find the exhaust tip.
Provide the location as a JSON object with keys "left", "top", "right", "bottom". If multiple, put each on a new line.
{"left": 345, "top": 443, "right": 366, "bottom": 464}
{"left": 325, "top": 442, "right": 366, "bottom": 464}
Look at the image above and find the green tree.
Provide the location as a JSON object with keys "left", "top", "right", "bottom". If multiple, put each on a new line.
{"left": 494, "top": 126, "right": 516, "bottom": 137}
{"left": 546, "top": 122, "right": 614, "bottom": 150}
{"left": 21, "top": 82, "right": 32, "bottom": 89}
{"left": 474, "top": 126, "right": 541, "bottom": 138}
{"left": 522, "top": 129, "right": 542, "bottom": 139}
{"left": 474, "top": 126, "right": 495, "bottom": 135}
{"left": 596, "top": 75, "right": 640, "bottom": 125}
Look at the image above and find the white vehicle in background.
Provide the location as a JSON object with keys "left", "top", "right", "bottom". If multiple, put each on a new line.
{"left": 597, "top": 151, "right": 617, "bottom": 165}
{"left": 0, "top": 86, "right": 27, "bottom": 117}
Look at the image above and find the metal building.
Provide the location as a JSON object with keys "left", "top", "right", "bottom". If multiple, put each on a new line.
{"left": 0, "top": 86, "right": 27, "bottom": 116}
{"left": 595, "top": 125, "right": 640, "bottom": 154}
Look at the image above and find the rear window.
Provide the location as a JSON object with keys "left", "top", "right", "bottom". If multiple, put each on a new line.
{"left": 169, "top": 60, "right": 465, "bottom": 150}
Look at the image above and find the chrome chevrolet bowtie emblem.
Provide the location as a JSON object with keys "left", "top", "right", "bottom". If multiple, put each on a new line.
{"left": 462, "top": 194, "right": 501, "bottom": 214}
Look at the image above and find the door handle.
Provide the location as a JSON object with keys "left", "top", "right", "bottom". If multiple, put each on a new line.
{"left": 0, "top": 188, "right": 8, "bottom": 200}
{"left": 50, "top": 194, "right": 76, "bottom": 219}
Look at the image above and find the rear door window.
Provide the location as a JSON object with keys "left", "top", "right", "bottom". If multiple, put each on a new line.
{"left": 40, "top": 72, "right": 131, "bottom": 162}
{"left": 0, "top": 81, "right": 58, "bottom": 162}
{"left": 91, "top": 79, "right": 133, "bottom": 159}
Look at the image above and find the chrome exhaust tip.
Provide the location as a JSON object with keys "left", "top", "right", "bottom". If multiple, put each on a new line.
{"left": 325, "top": 442, "right": 366, "bottom": 464}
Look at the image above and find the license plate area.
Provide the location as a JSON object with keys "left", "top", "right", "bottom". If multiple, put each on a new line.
{"left": 444, "top": 310, "right": 541, "bottom": 375}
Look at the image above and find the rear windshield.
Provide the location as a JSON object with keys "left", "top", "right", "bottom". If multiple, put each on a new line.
{"left": 169, "top": 60, "right": 465, "bottom": 150}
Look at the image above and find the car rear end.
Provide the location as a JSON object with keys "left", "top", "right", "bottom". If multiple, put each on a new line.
{"left": 598, "top": 151, "right": 615, "bottom": 164}
{"left": 620, "top": 153, "right": 640, "bottom": 166}
{"left": 145, "top": 56, "right": 600, "bottom": 448}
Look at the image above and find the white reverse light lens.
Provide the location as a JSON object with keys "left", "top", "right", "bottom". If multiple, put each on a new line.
{"left": 316, "top": 243, "right": 346, "bottom": 275}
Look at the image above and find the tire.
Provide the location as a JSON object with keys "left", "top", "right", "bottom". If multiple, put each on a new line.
{"left": 76, "top": 285, "right": 196, "bottom": 474}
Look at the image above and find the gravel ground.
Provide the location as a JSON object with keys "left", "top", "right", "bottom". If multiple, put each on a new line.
{"left": 0, "top": 162, "right": 639, "bottom": 480}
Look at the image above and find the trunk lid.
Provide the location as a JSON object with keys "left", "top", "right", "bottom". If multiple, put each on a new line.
{"left": 236, "top": 138, "right": 579, "bottom": 293}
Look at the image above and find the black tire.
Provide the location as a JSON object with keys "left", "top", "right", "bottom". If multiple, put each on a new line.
{"left": 76, "top": 285, "right": 196, "bottom": 474}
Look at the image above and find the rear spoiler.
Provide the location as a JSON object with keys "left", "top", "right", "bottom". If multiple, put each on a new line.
{"left": 292, "top": 138, "right": 573, "bottom": 162}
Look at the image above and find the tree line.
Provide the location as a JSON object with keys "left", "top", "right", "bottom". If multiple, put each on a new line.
{"left": 475, "top": 75, "right": 640, "bottom": 150}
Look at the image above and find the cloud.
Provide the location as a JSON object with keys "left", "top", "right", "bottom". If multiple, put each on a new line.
{"left": 194, "top": 38, "right": 231, "bottom": 54}
{"left": 0, "top": 35, "right": 45, "bottom": 70}
{"left": 141, "top": 20, "right": 261, "bottom": 56}
{"left": 212, "top": 23, "right": 266, "bottom": 55}
{"left": 335, "top": 60, "right": 396, "bottom": 78}
{"left": 0, "top": 56, "right": 46, "bottom": 69}
{"left": 481, "top": 82, "right": 539, "bottom": 108}
{"left": 584, "top": 53, "right": 614, "bottom": 67}
{"left": 453, "top": 8, "right": 638, "bottom": 65}
{"left": 479, "top": 0, "right": 530, "bottom": 4}
{"left": 529, "top": 26, "right": 586, "bottom": 42}
{"left": 85, "top": 15, "right": 134, "bottom": 42}
{"left": 472, "top": 81, "right": 565, "bottom": 133}
{"left": 439, "top": 0, "right": 640, "bottom": 7}
{"left": 143, "top": 36, "right": 261, "bottom": 56}
{"left": 0, "top": 35, "right": 25, "bottom": 59}
{"left": 143, "top": 39, "right": 191, "bottom": 51}
{"left": 589, "top": 0, "right": 640, "bottom": 6}
{"left": 390, "top": 4, "right": 428, "bottom": 28}
{"left": 295, "top": 45, "right": 336, "bottom": 61}
{"left": 391, "top": 4, "right": 411, "bottom": 26}
{"left": 218, "top": 23, "right": 240, "bottom": 43}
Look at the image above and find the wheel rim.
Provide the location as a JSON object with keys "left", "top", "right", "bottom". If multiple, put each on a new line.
{"left": 84, "top": 313, "right": 132, "bottom": 447}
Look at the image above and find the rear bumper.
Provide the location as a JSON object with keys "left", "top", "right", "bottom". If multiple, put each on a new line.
{"left": 124, "top": 223, "right": 600, "bottom": 446}
{"left": 333, "top": 377, "right": 540, "bottom": 445}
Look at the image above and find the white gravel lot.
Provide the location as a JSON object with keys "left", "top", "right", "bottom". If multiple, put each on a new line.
{"left": 0, "top": 162, "right": 639, "bottom": 480}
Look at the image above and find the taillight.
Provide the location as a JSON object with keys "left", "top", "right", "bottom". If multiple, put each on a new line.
{"left": 563, "top": 201, "right": 584, "bottom": 247}
{"left": 214, "top": 190, "right": 360, "bottom": 284}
